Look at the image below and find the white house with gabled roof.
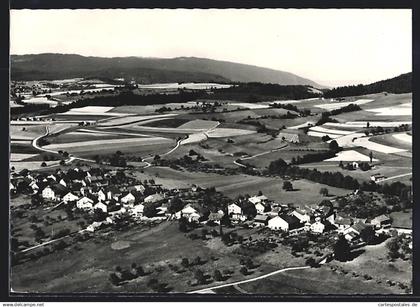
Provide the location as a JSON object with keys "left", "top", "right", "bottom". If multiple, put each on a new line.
{"left": 63, "top": 192, "right": 79, "bottom": 203}
{"left": 77, "top": 196, "right": 94, "bottom": 210}
{"left": 121, "top": 192, "right": 136, "bottom": 204}
{"left": 94, "top": 201, "right": 108, "bottom": 213}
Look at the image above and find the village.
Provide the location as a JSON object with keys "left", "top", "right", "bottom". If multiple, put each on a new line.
{"left": 10, "top": 163, "right": 411, "bottom": 259}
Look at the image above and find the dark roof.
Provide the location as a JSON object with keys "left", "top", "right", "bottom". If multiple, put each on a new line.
{"left": 254, "top": 214, "right": 270, "bottom": 222}
{"left": 351, "top": 222, "right": 370, "bottom": 233}
{"left": 106, "top": 186, "right": 121, "bottom": 194}
{"left": 279, "top": 214, "right": 300, "bottom": 227}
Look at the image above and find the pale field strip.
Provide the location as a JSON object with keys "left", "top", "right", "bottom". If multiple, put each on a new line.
{"left": 98, "top": 114, "right": 177, "bottom": 126}
{"left": 351, "top": 137, "right": 407, "bottom": 154}
{"left": 128, "top": 126, "right": 206, "bottom": 134}
{"left": 287, "top": 121, "right": 316, "bottom": 129}
{"left": 365, "top": 105, "right": 412, "bottom": 116}
{"left": 309, "top": 126, "right": 355, "bottom": 135}
{"left": 10, "top": 153, "right": 39, "bottom": 162}
{"left": 314, "top": 99, "right": 374, "bottom": 111}
{"left": 393, "top": 133, "right": 412, "bottom": 144}
{"left": 333, "top": 133, "right": 366, "bottom": 147}
{"left": 74, "top": 129, "right": 151, "bottom": 137}
{"left": 10, "top": 140, "right": 32, "bottom": 144}
{"left": 324, "top": 150, "right": 379, "bottom": 162}
{"left": 178, "top": 119, "right": 219, "bottom": 130}
{"left": 206, "top": 128, "right": 256, "bottom": 138}
{"left": 324, "top": 121, "right": 412, "bottom": 128}
{"left": 180, "top": 133, "right": 208, "bottom": 145}
{"left": 66, "top": 106, "right": 115, "bottom": 113}
{"left": 228, "top": 102, "right": 270, "bottom": 109}
{"left": 137, "top": 82, "right": 232, "bottom": 89}
{"left": 307, "top": 131, "right": 343, "bottom": 139}
{"left": 22, "top": 97, "right": 58, "bottom": 105}
{"left": 44, "top": 137, "right": 172, "bottom": 150}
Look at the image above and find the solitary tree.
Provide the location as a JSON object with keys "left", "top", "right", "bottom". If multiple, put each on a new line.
{"left": 320, "top": 188, "right": 329, "bottom": 196}
{"left": 333, "top": 235, "right": 351, "bottom": 261}
{"left": 283, "top": 181, "right": 293, "bottom": 192}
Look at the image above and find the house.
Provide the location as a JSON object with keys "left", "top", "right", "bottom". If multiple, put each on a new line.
{"left": 86, "top": 221, "right": 104, "bottom": 232}
{"left": 248, "top": 195, "right": 268, "bottom": 205}
{"left": 144, "top": 193, "right": 164, "bottom": 203}
{"left": 208, "top": 212, "right": 224, "bottom": 224}
{"left": 253, "top": 215, "right": 270, "bottom": 227}
{"left": 10, "top": 182, "right": 16, "bottom": 192}
{"left": 63, "top": 192, "right": 79, "bottom": 203}
{"left": 291, "top": 208, "right": 311, "bottom": 223}
{"left": 106, "top": 186, "right": 122, "bottom": 200}
{"left": 310, "top": 217, "right": 325, "bottom": 233}
{"left": 59, "top": 178, "right": 67, "bottom": 187}
{"left": 255, "top": 203, "right": 266, "bottom": 215}
{"left": 94, "top": 201, "right": 108, "bottom": 213}
{"left": 131, "top": 204, "right": 144, "bottom": 218}
{"left": 133, "top": 184, "right": 145, "bottom": 194}
{"left": 268, "top": 214, "right": 300, "bottom": 232}
{"left": 227, "top": 203, "right": 246, "bottom": 222}
{"left": 121, "top": 192, "right": 136, "bottom": 204}
{"left": 175, "top": 205, "right": 200, "bottom": 222}
{"left": 371, "top": 214, "right": 392, "bottom": 229}
{"left": 97, "top": 189, "right": 107, "bottom": 201}
{"left": 77, "top": 196, "right": 94, "bottom": 210}
{"left": 278, "top": 130, "right": 300, "bottom": 143}
{"left": 334, "top": 215, "right": 353, "bottom": 232}
{"left": 42, "top": 186, "right": 56, "bottom": 200}
{"left": 370, "top": 173, "right": 386, "bottom": 182}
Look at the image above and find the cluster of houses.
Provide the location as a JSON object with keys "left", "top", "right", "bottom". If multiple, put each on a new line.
{"left": 10, "top": 167, "right": 169, "bottom": 231}
{"left": 223, "top": 195, "right": 395, "bottom": 242}
{"left": 10, "top": 166, "right": 400, "bottom": 242}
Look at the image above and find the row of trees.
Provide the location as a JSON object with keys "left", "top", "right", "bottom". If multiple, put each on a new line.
{"left": 267, "top": 158, "right": 411, "bottom": 198}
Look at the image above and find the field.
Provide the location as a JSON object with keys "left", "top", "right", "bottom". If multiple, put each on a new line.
{"left": 11, "top": 221, "right": 297, "bottom": 293}
{"left": 138, "top": 167, "right": 350, "bottom": 207}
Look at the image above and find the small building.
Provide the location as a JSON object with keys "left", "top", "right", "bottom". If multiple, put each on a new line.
{"left": 63, "top": 192, "right": 79, "bottom": 204}
{"left": 255, "top": 203, "right": 266, "bottom": 215}
{"left": 42, "top": 186, "right": 56, "bottom": 200}
{"left": 121, "top": 192, "right": 136, "bottom": 204}
{"left": 248, "top": 195, "right": 268, "bottom": 205}
{"left": 334, "top": 215, "right": 353, "bottom": 232}
{"left": 253, "top": 215, "right": 270, "bottom": 227}
{"left": 371, "top": 214, "right": 392, "bottom": 229}
{"left": 77, "top": 196, "right": 94, "bottom": 210}
{"left": 208, "top": 212, "right": 224, "bottom": 224}
{"left": 94, "top": 201, "right": 108, "bottom": 213}
{"left": 227, "top": 203, "right": 246, "bottom": 222}
{"left": 131, "top": 204, "right": 144, "bottom": 218}
{"left": 97, "top": 189, "right": 107, "bottom": 201}
{"left": 291, "top": 208, "right": 311, "bottom": 223}
{"left": 144, "top": 193, "right": 164, "bottom": 203}
{"left": 268, "top": 214, "right": 300, "bottom": 232}
{"left": 310, "top": 217, "right": 325, "bottom": 234}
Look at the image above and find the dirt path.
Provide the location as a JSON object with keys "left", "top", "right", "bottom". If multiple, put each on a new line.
{"left": 189, "top": 265, "right": 310, "bottom": 294}
{"left": 376, "top": 172, "right": 412, "bottom": 183}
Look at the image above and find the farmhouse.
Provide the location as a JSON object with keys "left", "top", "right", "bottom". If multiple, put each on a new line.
{"left": 97, "top": 189, "right": 107, "bottom": 201}
{"left": 175, "top": 205, "right": 200, "bottom": 221}
{"left": 248, "top": 195, "right": 268, "bottom": 205}
{"left": 334, "top": 214, "right": 353, "bottom": 232}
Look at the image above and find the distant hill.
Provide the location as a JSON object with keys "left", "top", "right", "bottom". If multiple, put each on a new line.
{"left": 324, "top": 73, "right": 412, "bottom": 98}
{"left": 11, "top": 53, "right": 324, "bottom": 87}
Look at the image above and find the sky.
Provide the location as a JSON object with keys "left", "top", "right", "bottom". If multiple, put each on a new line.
{"left": 10, "top": 9, "right": 411, "bottom": 87}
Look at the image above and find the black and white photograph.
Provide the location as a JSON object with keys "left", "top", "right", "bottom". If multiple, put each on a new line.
{"left": 8, "top": 8, "right": 413, "bottom": 296}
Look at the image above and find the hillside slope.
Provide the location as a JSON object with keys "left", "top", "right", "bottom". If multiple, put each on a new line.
{"left": 324, "top": 73, "right": 412, "bottom": 98}
{"left": 11, "top": 53, "right": 324, "bottom": 87}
